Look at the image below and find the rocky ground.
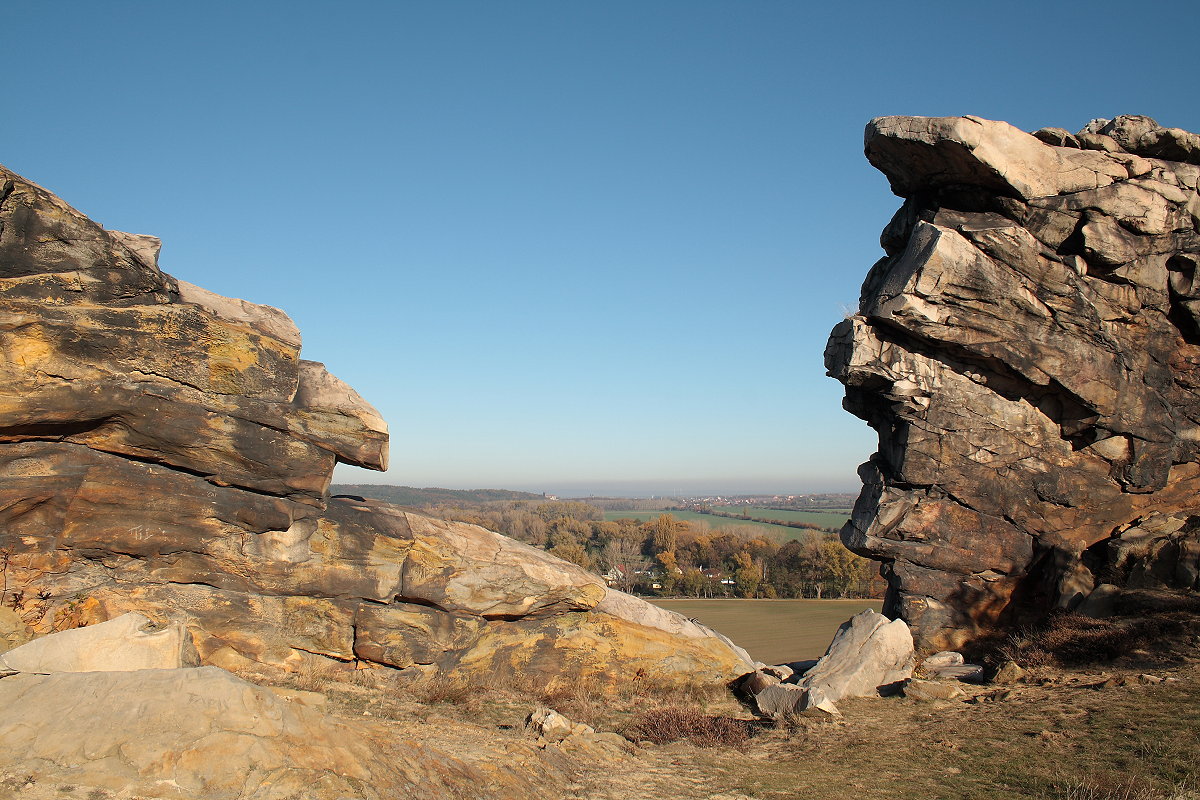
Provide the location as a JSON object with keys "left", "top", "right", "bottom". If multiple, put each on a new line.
{"left": 4, "top": 608, "right": 1194, "bottom": 800}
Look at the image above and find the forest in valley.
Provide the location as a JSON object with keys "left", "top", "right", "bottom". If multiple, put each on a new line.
{"left": 333, "top": 486, "right": 882, "bottom": 599}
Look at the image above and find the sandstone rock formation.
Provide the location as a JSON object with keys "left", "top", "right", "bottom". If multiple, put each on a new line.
{"left": 826, "top": 115, "right": 1200, "bottom": 650}
{"left": 0, "top": 163, "right": 752, "bottom": 687}
{"left": 0, "top": 611, "right": 197, "bottom": 673}
{"left": 0, "top": 666, "right": 561, "bottom": 800}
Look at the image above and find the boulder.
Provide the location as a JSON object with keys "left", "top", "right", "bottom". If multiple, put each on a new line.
{"left": 920, "top": 651, "right": 985, "bottom": 681}
{"left": 903, "top": 678, "right": 964, "bottom": 701}
{"left": 525, "top": 707, "right": 593, "bottom": 742}
{"left": 761, "top": 663, "right": 795, "bottom": 681}
{"left": 0, "top": 612, "right": 198, "bottom": 673}
{"left": 992, "top": 660, "right": 1026, "bottom": 685}
{"left": 922, "top": 651, "right": 965, "bottom": 669}
{"left": 0, "top": 666, "right": 553, "bottom": 799}
{"left": 795, "top": 609, "right": 914, "bottom": 702}
{"left": 1077, "top": 583, "right": 1121, "bottom": 618}
{"left": 926, "top": 663, "right": 986, "bottom": 682}
{"left": 740, "top": 669, "right": 781, "bottom": 696}
{"left": 752, "top": 683, "right": 808, "bottom": 719}
{"left": 828, "top": 114, "right": 1200, "bottom": 650}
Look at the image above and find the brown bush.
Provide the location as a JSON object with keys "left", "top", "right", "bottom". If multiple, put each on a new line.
{"left": 624, "top": 707, "right": 751, "bottom": 747}
{"left": 414, "top": 677, "right": 474, "bottom": 705}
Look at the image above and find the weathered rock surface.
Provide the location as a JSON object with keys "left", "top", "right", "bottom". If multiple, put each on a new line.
{"left": 920, "top": 652, "right": 985, "bottom": 681}
{"left": 0, "top": 611, "right": 197, "bottom": 673}
{"left": 0, "top": 666, "right": 558, "bottom": 800}
{"left": 0, "top": 161, "right": 752, "bottom": 687}
{"left": 902, "top": 678, "right": 963, "bottom": 701}
{"left": 827, "top": 115, "right": 1200, "bottom": 650}
{"left": 795, "top": 609, "right": 914, "bottom": 700}
{"left": 748, "top": 610, "right": 913, "bottom": 718}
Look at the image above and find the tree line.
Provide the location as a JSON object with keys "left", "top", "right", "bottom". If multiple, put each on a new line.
{"left": 416, "top": 499, "right": 881, "bottom": 600}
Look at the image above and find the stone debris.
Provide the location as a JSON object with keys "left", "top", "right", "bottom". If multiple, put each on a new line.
{"left": 827, "top": 114, "right": 1200, "bottom": 651}
{"left": 524, "top": 707, "right": 635, "bottom": 757}
{"left": 526, "top": 707, "right": 594, "bottom": 743}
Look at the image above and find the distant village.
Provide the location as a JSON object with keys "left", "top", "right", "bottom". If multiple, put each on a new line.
{"left": 675, "top": 493, "right": 856, "bottom": 511}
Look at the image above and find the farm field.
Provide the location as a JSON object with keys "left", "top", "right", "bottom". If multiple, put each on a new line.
{"left": 601, "top": 508, "right": 850, "bottom": 540}
{"left": 652, "top": 598, "right": 883, "bottom": 664}
{"left": 711, "top": 505, "right": 851, "bottom": 530}
{"left": 601, "top": 509, "right": 802, "bottom": 537}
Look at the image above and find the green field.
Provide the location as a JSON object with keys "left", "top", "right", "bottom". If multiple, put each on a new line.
{"left": 601, "top": 507, "right": 849, "bottom": 540}
{"left": 601, "top": 509, "right": 807, "bottom": 538}
{"left": 652, "top": 598, "right": 882, "bottom": 664}
{"left": 712, "top": 506, "right": 852, "bottom": 530}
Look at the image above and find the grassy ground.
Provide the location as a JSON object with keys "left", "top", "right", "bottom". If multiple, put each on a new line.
{"left": 653, "top": 598, "right": 883, "bottom": 663}
{"left": 253, "top": 638, "right": 1199, "bottom": 800}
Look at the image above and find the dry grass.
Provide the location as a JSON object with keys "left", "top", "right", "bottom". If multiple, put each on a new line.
{"left": 624, "top": 707, "right": 751, "bottom": 747}
{"left": 1046, "top": 773, "right": 1199, "bottom": 800}
{"left": 221, "top": 603, "right": 1198, "bottom": 800}
{"left": 412, "top": 677, "right": 475, "bottom": 706}
{"left": 1001, "top": 611, "right": 1196, "bottom": 668}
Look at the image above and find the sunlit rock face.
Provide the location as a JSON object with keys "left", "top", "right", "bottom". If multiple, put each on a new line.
{"left": 0, "top": 163, "right": 753, "bottom": 686}
{"left": 826, "top": 115, "right": 1200, "bottom": 650}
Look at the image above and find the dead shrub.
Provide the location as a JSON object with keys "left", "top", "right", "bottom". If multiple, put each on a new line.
{"left": 414, "top": 677, "right": 473, "bottom": 705}
{"left": 292, "top": 657, "right": 346, "bottom": 693}
{"left": 624, "top": 707, "right": 751, "bottom": 748}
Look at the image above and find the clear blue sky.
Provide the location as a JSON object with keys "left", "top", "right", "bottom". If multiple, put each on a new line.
{"left": 4, "top": 2, "right": 1198, "bottom": 496}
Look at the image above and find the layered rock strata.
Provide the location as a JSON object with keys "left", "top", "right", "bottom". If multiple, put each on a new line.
{"left": 0, "top": 163, "right": 752, "bottom": 686}
{"left": 826, "top": 115, "right": 1200, "bottom": 650}
{"left": 0, "top": 667, "right": 568, "bottom": 800}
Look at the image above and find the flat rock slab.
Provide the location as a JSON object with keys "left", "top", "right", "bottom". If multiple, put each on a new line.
{"left": 904, "top": 678, "right": 964, "bottom": 701}
{"left": 0, "top": 666, "right": 552, "bottom": 800}
{"left": 0, "top": 612, "right": 198, "bottom": 673}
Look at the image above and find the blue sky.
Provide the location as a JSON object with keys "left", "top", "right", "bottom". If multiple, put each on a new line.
{"left": 5, "top": 2, "right": 1198, "bottom": 496}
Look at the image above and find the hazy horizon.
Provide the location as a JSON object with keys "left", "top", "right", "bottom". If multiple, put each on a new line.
{"left": 331, "top": 471, "right": 862, "bottom": 499}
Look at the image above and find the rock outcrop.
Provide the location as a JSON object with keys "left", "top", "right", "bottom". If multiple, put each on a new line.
{"left": 0, "top": 163, "right": 752, "bottom": 687}
{"left": 0, "top": 666, "right": 561, "bottom": 800}
{"left": 827, "top": 115, "right": 1200, "bottom": 650}
{"left": 0, "top": 611, "right": 198, "bottom": 673}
